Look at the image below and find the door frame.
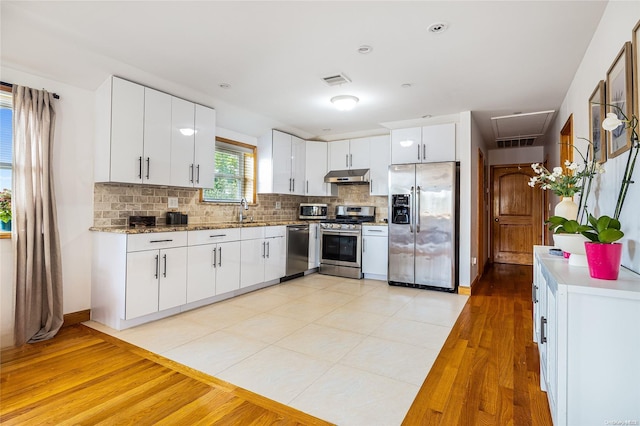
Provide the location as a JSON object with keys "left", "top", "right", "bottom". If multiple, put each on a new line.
{"left": 489, "top": 163, "right": 544, "bottom": 264}
{"left": 477, "top": 148, "right": 487, "bottom": 275}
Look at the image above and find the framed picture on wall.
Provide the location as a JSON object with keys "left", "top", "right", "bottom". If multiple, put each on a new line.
{"left": 605, "top": 41, "right": 633, "bottom": 158}
{"left": 588, "top": 80, "right": 606, "bottom": 163}
{"left": 633, "top": 19, "right": 640, "bottom": 119}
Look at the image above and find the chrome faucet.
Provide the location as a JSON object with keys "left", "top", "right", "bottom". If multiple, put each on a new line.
{"left": 239, "top": 198, "right": 249, "bottom": 222}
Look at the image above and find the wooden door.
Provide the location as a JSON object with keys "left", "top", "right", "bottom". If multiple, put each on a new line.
{"left": 491, "top": 165, "right": 543, "bottom": 265}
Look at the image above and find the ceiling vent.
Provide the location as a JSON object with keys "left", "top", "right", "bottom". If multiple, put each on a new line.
{"left": 322, "top": 73, "right": 352, "bottom": 86}
{"left": 496, "top": 137, "right": 537, "bottom": 148}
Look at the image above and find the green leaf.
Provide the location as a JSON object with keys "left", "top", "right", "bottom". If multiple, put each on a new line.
{"left": 596, "top": 216, "right": 612, "bottom": 233}
{"left": 581, "top": 231, "right": 599, "bottom": 242}
{"left": 588, "top": 213, "right": 598, "bottom": 228}
{"left": 598, "top": 229, "right": 624, "bottom": 243}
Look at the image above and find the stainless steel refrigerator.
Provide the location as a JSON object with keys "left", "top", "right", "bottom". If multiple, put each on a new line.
{"left": 388, "top": 162, "right": 458, "bottom": 291}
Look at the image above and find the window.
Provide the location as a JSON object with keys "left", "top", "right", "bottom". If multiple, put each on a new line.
{"left": 202, "top": 137, "right": 256, "bottom": 203}
{"left": 0, "top": 86, "right": 12, "bottom": 192}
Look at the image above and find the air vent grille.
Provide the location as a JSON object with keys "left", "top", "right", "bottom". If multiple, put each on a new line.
{"left": 496, "top": 138, "right": 536, "bottom": 148}
{"left": 322, "top": 73, "right": 351, "bottom": 86}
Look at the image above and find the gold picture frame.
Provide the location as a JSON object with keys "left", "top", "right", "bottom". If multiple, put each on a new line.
{"left": 633, "top": 19, "right": 640, "bottom": 119}
{"left": 588, "top": 80, "right": 606, "bottom": 163}
{"left": 606, "top": 41, "right": 633, "bottom": 159}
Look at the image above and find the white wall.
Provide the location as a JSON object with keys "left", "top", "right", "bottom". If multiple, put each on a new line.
{"left": 488, "top": 146, "right": 545, "bottom": 165}
{"left": 550, "top": 2, "right": 640, "bottom": 274}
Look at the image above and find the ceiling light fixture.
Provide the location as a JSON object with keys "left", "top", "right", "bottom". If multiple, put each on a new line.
{"left": 401, "top": 83, "right": 413, "bottom": 88}
{"left": 428, "top": 22, "right": 448, "bottom": 34}
{"left": 219, "top": 83, "right": 231, "bottom": 89}
{"left": 331, "top": 95, "right": 359, "bottom": 111}
{"left": 357, "top": 45, "right": 373, "bottom": 54}
{"left": 179, "top": 128, "right": 197, "bottom": 136}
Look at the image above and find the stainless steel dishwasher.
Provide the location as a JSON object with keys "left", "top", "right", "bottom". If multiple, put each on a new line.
{"left": 286, "top": 224, "right": 309, "bottom": 279}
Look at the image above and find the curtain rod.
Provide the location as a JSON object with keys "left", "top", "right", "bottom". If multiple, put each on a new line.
{"left": 0, "top": 81, "right": 60, "bottom": 99}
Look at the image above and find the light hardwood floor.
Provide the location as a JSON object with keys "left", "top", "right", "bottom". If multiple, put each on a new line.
{"left": 1, "top": 264, "right": 552, "bottom": 425}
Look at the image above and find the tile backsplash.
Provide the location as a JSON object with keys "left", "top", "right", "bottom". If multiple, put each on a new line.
{"left": 93, "top": 183, "right": 388, "bottom": 227}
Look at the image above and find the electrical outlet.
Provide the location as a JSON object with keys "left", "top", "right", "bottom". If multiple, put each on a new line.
{"left": 472, "top": 257, "right": 477, "bottom": 265}
{"left": 168, "top": 197, "right": 179, "bottom": 209}
{"left": 275, "top": 201, "right": 281, "bottom": 209}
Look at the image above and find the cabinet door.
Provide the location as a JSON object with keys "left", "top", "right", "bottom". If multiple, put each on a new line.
{"left": 422, "top": 123, "right": 455, "bottom": 162}
{"left": 272, "top": 131, "right": 293, "bottom": 193}
{"left": 216, "top": 240, "right": 241, "bottom": 295}
{"left": 264, "top": 236, "right": 285, "bottom": 281}
{"left": 170, "top": 97, "right": 196, "bottom": 188}
{"left": 291, "top": 136, "right": 306, "bottom": 195}
{"left": 349, "top": 138, "right": 370, "bottom": 169}
{"left": 328, "top": 140, "right": 350, "bottom": 170}
{"left": 362, "top": 235, "right": 388, "bottom": 276}
{"left": 368, "top": 135, "right": 390, "bottom": 195}
{"left": 194, "top": 105, "right": 216, "bottom": 188}
{"left": 186, "top": 244, "right": 216, "bottom": 303}
{"left": 308, "top": 223, "right": 320, "bottom": 269}
{"left": 391, "top": 127, "right": 421, "bottom": 165}
{"left": 240, "top": 238, "right": 265, "bottom": 288}
{"left": 143, "top": 88, "right": 172, "bottom": 185}
{"left": 110, "top": 77, "right": 144, "bottom": 183}
{"left": 305, "top": 141, "right": 329, "bottom": 196}
{"left": 125, "top": 250, "right": 159, "bottom": 319}
{"left": 158, "top": 247, "right": 187, "bottom": 311}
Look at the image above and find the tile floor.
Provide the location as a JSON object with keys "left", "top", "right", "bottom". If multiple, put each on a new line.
{"left": 85, "top": 273, "right": 468, "bottom": 426}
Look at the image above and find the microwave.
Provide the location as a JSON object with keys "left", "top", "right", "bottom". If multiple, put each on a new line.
{"left": 299, "top": 203, "right": 328, "bottom": 220}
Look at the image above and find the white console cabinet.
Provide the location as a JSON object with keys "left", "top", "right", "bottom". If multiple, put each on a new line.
{"left": 533, "top": 246, "right": 640, "bottom": 425}
{"left": 362, "top": 225, "right": 388, "bottom": 280}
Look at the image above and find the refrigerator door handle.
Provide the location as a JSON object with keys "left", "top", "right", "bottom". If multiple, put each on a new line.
{"left": 416, "top": 185, "right": 421, "bottom": 233}
{"left": 409, "top": 186, "right": 414, "bottom": 233}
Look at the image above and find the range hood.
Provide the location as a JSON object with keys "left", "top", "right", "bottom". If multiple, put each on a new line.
{"left": 324, "top": 169, "right": 370, "bottom": 184}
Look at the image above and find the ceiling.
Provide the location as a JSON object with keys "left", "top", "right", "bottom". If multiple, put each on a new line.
{"left": 0, "top": 1, "right": 607, "bottom": 145}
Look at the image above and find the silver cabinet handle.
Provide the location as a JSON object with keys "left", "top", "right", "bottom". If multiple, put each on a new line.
{"left": 362, "top": 238, "right": 365, "bottom": 253}
{"left": 292, "top": 178, "right": 295, "bottom": 192}
{"left": 289, "top": 178, "right": 292, "bottom": 191}
{"left": 532, "top": 284, "right": 538, "bottom": 303}
{"left": 150, "top": 239, "right": 173, "bottom": 243}
{"left": 154, "top": 254, "right": 159, "bottom": 279}
{"left": 262, "top": 241, "right": 266, "bottom": 258}
{"left": 350, "top": 153, "right": 352, "bottom": 167}
{"left": 209, "top": 234, "right": 226, "bottom": 238}
{"left": 368, "top": 229, "right": 383, "bottom": 232}
{"left": 138, "top": 156, "right": 143, "bottom": 179}
{"left": 409, "top": 187, "right": 414, "bottom": 233}
{"left": 423, "top": 144, "right": 426, "bottom": 160}
{"left": 218, "top": 247, "right": 222, "bottom": 267}
{"left": 541, "top": 316, "right": 547, "bottom": 343}
{"left": 146, "top": 157, "right": 150, "bottom": 179}
{"left": 212, "top": 248, "right": 217, "bottom": 268}
{"left": 196, "top": 164, "right": 200, "bottom": 184}
{"left": 266, "top": 241, "right": 270, "bottom": 258}
{"left": 307, "top": 180, "right": 309, "bottom": 194}
{"left": 417, "top": 144, "right": 421, "bottom": 160}
{"left": 163, "top": 253, "right": 167, "bottom": 278}
{"left": 190, "top": 164, "right": 194, "bottom": 183}
{"left": 345, "top": 154, "right": 348, "bottom": 167}
{"left": 416, "top": 185, "right": 421, "bottom": 233}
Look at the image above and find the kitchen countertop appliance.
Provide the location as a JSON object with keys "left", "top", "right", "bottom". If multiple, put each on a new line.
{"left": 319, "top": 205, "right": 375, "bottom": 279}
{"left": 285, "top": 224, "right": 309, "bottom": 280}
{"left": 299, "top": 203, "right": 328, "bottom": 220}
{"left": 388, "top": 162, "right": 459, "bottom": 291}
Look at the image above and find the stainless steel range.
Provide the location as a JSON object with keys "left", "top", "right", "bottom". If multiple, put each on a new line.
{"left": 319, "top": 205, "right": 375, "bottom": 279}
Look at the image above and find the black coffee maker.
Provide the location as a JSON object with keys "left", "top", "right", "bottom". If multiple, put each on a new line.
{"left": 391, "top": 194, "right": 410, "bottom": 224}
{"left": 166, "top": 212, "right": 188, "bottom": 225}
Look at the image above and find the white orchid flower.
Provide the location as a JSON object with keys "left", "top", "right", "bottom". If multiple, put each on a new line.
{"left": 548, "top": 175, "right": 556, "bottom": 182}
{"left": 552, "top": 166, "right": 563, "bottom": 176}
{"left": 602, "top": 113, "right": 624, "bottom": 131}
{"left": 567, "top": 162, "right": 578, "bottom": 171}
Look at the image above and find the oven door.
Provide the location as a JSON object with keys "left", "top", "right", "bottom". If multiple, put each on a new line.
{"left": 320, "top": 228, "right": 361, "bottom": 268}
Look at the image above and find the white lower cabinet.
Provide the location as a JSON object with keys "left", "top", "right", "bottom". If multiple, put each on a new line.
{"left": 533, "top": 246, "right": 640, "bottom": 426}
{"left": 240, "top": 226, "right": 286, "bottom": 288}
{"left": 308, "top": 223, "right": 320, "bottom": 269}
{"left": 187, "top": 228, "right": 241, "bottom": 302}
{"left": 362, "top": 225, "right": 388, "bottom": 279}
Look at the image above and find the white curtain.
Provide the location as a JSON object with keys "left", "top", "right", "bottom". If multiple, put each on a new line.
{"left": 13, "top": 85, "right": 63, "bottom": 345}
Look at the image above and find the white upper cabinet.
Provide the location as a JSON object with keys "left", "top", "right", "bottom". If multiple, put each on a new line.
{"left": 142, "top": 88, "right": 172, "bottom": 186}
{"left": 391, "top": 123, "right": 455, "bottom": 164}
{"left": 305, "top": 141, "right": 331, "bottom": 196}
{"left": 258, "top": 130, "right": 306, "bottom": 195}
{"left": 95, "top": 76, "right": 215, "bottom": 188}
{"left": 328, "top": 139, "right": 369, "bottom": 170}
{"left": 368, "top": 135, "right": 390, "bottom": 196}
{"left": 193, "top": 105, "right": 216, "bottom": 189}
{"left": 170, "top": 97, "right": 195, "bottom": 188}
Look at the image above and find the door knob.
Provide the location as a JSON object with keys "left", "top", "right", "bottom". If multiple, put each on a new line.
{"left": 494, "top": 218, "right": 499, "bottom": 222}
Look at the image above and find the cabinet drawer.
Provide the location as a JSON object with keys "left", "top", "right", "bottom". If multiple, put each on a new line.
{"left": 241, "top": 226, "right": 265, "bottom": 240}
{"left": 363, "top": 226, "right": 388, "bottom": 237}
{"left": 188, "top": 228, "right": 241, "bottom": 246}
{"left": 127, "top": 231, "right": 187, "bottom": 252}
{"left": 265, "top": 225, "right": 286, "bottom": 238}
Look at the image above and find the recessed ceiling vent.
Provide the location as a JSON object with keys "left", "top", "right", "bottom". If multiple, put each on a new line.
{"left": 322, "top": 73, "right": 352, "bottom": 86}
{"left": 496, "top": 137, "right": 536, "bottom": 148}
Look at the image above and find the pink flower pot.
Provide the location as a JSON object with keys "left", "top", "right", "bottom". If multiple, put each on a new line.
{"left": 584, "top": 242, "right": 623, "bottom": 280}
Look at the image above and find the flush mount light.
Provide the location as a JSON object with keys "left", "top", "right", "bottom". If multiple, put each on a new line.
{"left": 331, "top": 95, "right": 359, "bottom": 111}
{"left": 401, "top": 83, "right": 413, "bottom": 88}
{"left": 422, "top": 114, "right": 432, "bottom": 119}
{"left": 219, "top": 83, "right": 231, "bottom": 89}
{"left": 428, "top": 22, "right": 448, "bottom": 34}
{"left": 357, "top": 45, "right": 373, "bottom": 54}
{"left": 179, "top": 128, "right": 197, "bottom": 136}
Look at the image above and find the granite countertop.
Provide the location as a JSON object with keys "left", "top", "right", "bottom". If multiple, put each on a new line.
{"left": 89, "top": 220, "right": 316, "bottom": 234}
